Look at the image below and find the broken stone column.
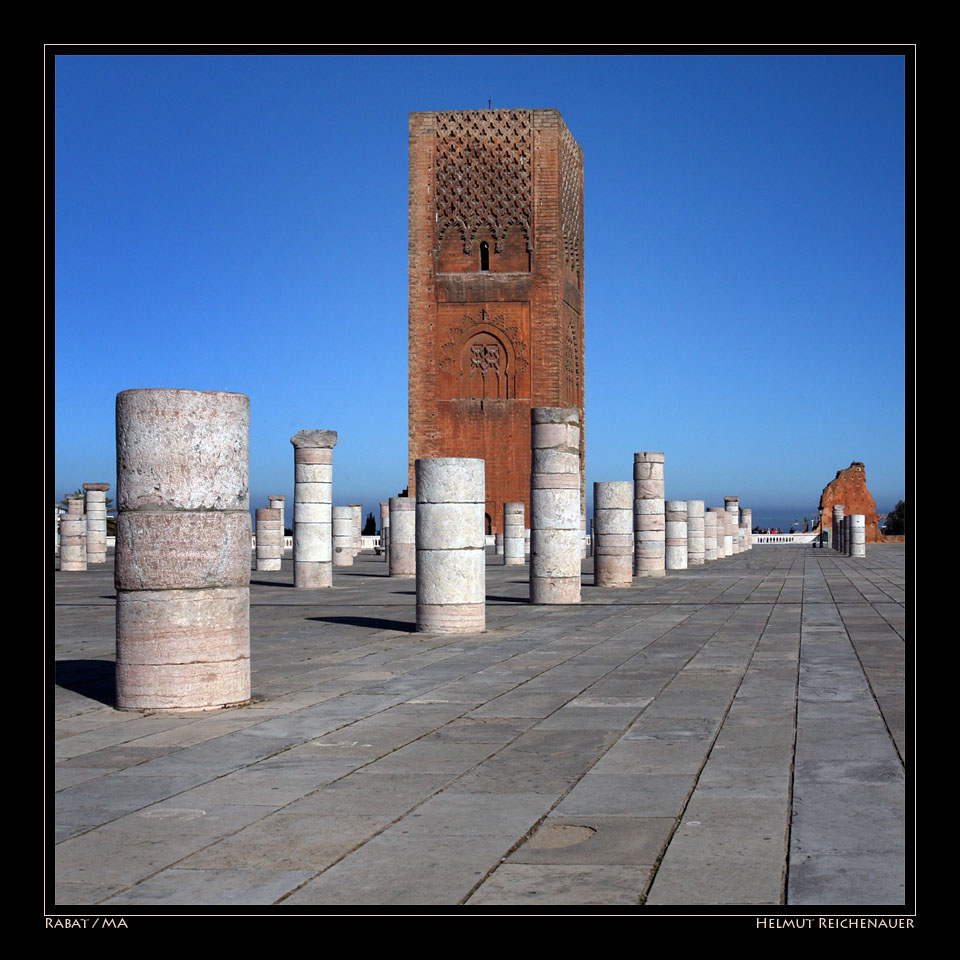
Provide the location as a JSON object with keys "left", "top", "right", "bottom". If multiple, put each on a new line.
{"left": 415, "top": 458, "right": 485, "bottom": 633}
{"left": 833, "top": 504, "right": 845, "bottom": 553}
{"left": 708, "top": 507, "right": 730, "bottom": 558}
{"left": 290, "top": 430, "right": 337, "bottom": 588}
{"left": 581, "top": 515, "right": 588, "bottom": 559}
{"left": 593, "top": 481, "right": 633, "bottom": 587}
{"left": 849, "top": 514, "right": 866, "bottom": 558}
{"left": 633, "top": 452, "right": 665, "bottom": 578}
{"left": 255, "top": 507, "right": 283, "bottom": 572}
{"left": 725, "top": 497, "right": 741, "bottom": 555}
{"left": 740, "top": 508, "right": 753, "bottom": 550}
{"left": 665, "top": 500, "right": 688, "bottom": 571}
{"left": 843, "top": 514, "right": 852, "bottom": 556}
{"left": 379, "top": 500, "right": 390, "bottom": 561}
{"left": 703, "top": 508, "right": 718, "bottom": 562}
{"left": 530, "top": 407, "right": 582, "bottom": 604}
{"left": 495, "top": 532, "right": 504, "bottom": 556}
{"left": 333, "top": 506, "right": 355, "bottom": 566}
{"left": 115, "top": 388, "right": 251, "bottom": 711}
{"left": 350, "top": 504, "right": 363, "bottom": 556}
{"left": 503, "top": 502, "right": 525, "bottom": 565}
{"left": 389, "top": 496, "right": 416, "bottom": 577}
{"left": 687, "top": 500, "right": 705, "bottom": 565}
{"left": 82, "top": 483, "right": 110, "bottom": 563}
{"left": 268, "top": 495, "right": 286, "bottom": 541}
{"left": 59, "top": 494, "right": 87, "bottom": 571}
{"left": 525, "top": 528, "right": 531, "bottom": 556}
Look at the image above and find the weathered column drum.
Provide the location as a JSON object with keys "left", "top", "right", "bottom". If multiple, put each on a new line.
{"left": 115, "top": 388, "right": 251, "bottom": 711}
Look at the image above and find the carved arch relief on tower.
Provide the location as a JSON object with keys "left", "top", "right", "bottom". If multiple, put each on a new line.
{"left": 435, "top": 304, "right": 531, "bottom": 401}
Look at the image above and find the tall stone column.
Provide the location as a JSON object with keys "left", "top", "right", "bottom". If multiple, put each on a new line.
{"left": 633, "top": 452, "right": 665, "bottom": 578}
{"left": 725, "top": 497, "right": 740, "bottom": 555}
{"left": 115, "top": 388, "right": 250, "bottom": 711}
{"left": 593, "top": 481, "right": 633, "bottom": 587}
{"left": 60, "top": 494, "right": 87, "bottom": 571}
{"left": 255, "top": 507, "right": 283, "bottom": 571}
{"left": 268, "top": 495, "right": 286, "bottom": 538}
{"left": 350, "top": 504, "right": 363, "bottom": 556}
{"left": 389, "top": 496, "right": 416, "bottom": 577}
{"left": 665, "top": 500, "right": 688, "bottom": 571}
{"left": 849, "top": 514, "right": 866, "bottom": 558}
{"left": 290, "top": 430, "right": 337, "bottom": 588}
{"left": 687, "top": 500, "right": 705, "bottom": 565}
{"left": 740, "top": 507, "right": 753, "bottom": 550}
{"left": 333, "top": 506, "right": 355, "bottom": 566}
{"left": 415, "top": 458, "right": 485, "bottom": 633}
{"left": 703, "top": 508, "right": 718, "bottom": 562}
{"left": 503, "top": 502, "right": 525, "bottom": 565}
{"left": 82, "top": 483, "right": 110, "bottom": 563}
{"left": 379, "top": 500, "right": 390, "bottom": 562}
{"left": 833, "top": 504, "right": 845, "bottom": 553}
{"left": 530, "top": 408, "right": 582, "bottom": 604}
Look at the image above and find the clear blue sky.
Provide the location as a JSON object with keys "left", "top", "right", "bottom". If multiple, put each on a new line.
{"left": 53, "top": 52, "right": 909, "bottom": 522}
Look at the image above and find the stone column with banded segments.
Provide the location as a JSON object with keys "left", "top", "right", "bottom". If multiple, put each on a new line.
{"left": 268, "top": 496, "right": 286, "bottom": 540}
{"left": 495, "top": 532, "right": 504, "bottom": 556}
{"left": 503, "top": 502, "right": 525, "bottom": 565}
{"left": 290, "top": 430, "right": 337, "bottom": 588}
{"left": 725, "top": 497, "right": 741, "bottom": 555}
{"left": 849, "top": 514, "right": 866, "bottom": 558}
{"left": 665, "top": 500, "right": 688, "bottom": 571}
{"left": 389, "top": 496, "right": 415, "bottom": 577}
{"left": 350, "top": 504, "right": 363, "bottom": 556}
{"left": 60, "top": 494, "right": 87, "bottom": 571}
{"left": 593, "top": 481, "right": 633, "bottom": 587}
{"left": 115, "top": 388, "right": 250, "bottom": 711}
{"left": 740, "top": 507, "right": 753, "bottom": 551}
{"left": 415, "top": 458, "right": 485, "bottom": 633}
{"left": 530, "top": 407, "right": 582, "bottom": 604}
{"left": 333, "top": 506, "right": 355, "bottom": 566}
{"left": 379, "top": 500, "right": 390, "bottom": 562}
{"left": 83, "top": 483, "right": 110, "bottom": 563}
{"left": 255, "top": 507, "right": 283, "bottom": 571}
{"left": 708, "top": 507, "right": 729, "bottom": 557}
{"left": 634, "top": 452, "right": 665, "bottom": 578}
{"left": 843, "top": 514, "right": 852, "bottom": 556}
{"left": 703, "top": 508, "right": 718, "bottom": 562}
{"left": 833, "top": 504, "right": 845, "bottom": 553}
{"left": 687, "top": 500, "right": 705, "bottom": 565}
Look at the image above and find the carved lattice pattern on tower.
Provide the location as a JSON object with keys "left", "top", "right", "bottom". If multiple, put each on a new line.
{"left": 560, "top": 124, "right": 583, "bottom": 275}
{"left": 435, "top": 110, "right": 533, "bottom": 253}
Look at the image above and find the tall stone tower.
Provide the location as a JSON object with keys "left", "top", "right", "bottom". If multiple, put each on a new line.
{"left": 408, "top": 108, "right": 585, "bottom": 534}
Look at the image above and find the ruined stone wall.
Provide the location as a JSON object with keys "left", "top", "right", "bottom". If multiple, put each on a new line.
{"left": 816, "top": 461, "right": 885, "bottom": 543}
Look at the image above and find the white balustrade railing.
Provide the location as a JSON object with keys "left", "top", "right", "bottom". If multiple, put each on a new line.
{"left": 752, "top": 532, "right": 818, "bottom": 544}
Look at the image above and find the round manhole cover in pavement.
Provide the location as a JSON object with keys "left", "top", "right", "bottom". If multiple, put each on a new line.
{"left": 526, "top": 823, "right": 596, "bottom": 850}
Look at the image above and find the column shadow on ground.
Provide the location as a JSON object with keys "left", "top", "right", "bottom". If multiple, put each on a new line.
{"left": 55, "top": 660, "right": 116, "bottom": 707}
{"left": 308, "top": 616, "right": 416, "bottom": 632}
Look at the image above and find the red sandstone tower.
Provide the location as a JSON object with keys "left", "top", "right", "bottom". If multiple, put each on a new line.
{"left": 408, "top": 108, "right": 585, "bottom": 534}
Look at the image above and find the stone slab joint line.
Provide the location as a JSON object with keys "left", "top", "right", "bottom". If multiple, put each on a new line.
{"left": 642, "top": 599, "right": 784, "bottom": 905}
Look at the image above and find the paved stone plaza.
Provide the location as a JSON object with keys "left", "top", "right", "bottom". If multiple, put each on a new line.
{"left": 52, "top": 544, "right": 908, "bottom": 909}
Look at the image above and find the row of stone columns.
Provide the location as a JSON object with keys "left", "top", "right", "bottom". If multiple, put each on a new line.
{"left": 106, "top": 391, "right": 778, "bottom": 712}
{"left": 58, "top": 484, "right": 111, "bottom": 570}
{"left": 828, "top": 504, "right": 865, "bottom": 557}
